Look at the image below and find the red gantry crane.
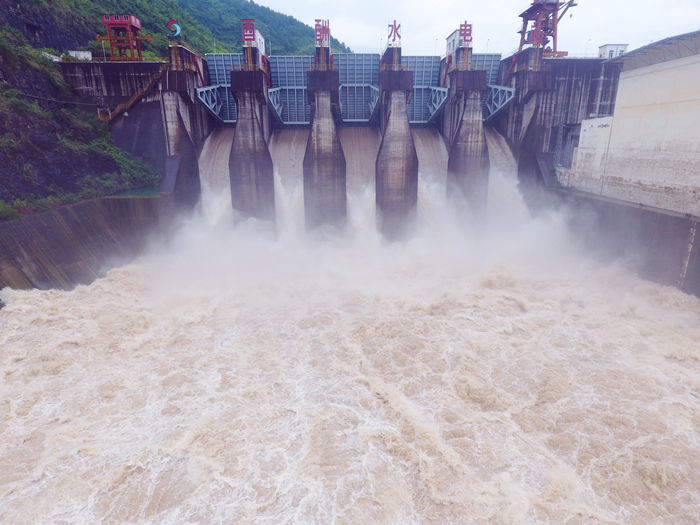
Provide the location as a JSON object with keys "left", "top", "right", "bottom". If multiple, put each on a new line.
{"left": 97, "top": 14, "right": 152, "bottom": 61}
{"left": 505, "top": 1, "right": 577, "bottom": 84}
{"left": 517, "top": 0, "right": 578, "bottom": 58}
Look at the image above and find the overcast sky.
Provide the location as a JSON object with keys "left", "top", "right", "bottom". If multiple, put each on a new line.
{"left": 258, "top": 0, "right": 700, "bottom": 56}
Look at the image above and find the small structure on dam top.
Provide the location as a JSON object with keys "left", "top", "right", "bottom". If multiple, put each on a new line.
{"left": 375, "top": 21, "right": 419, "bottom": 240}
{"left": 228, "top": 19, "right": 276, "bottom": 224}
{"left": 302, "top": 20, "right": 347, "bottom": 231}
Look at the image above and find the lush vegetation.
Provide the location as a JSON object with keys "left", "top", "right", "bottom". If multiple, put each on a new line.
{"left": 179, "top": 0, "right": 351, "bottom": 55}
{"left": 0, "top": 26, "right": 158, "bottom": 220}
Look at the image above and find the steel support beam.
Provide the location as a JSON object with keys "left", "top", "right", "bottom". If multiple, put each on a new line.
{"left": 484, "top": 84, "right": 516, "bottom": 122}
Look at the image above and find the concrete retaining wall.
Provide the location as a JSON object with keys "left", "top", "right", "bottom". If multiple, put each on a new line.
{"left": 0, "top": 194, "right": 174, "bottom": 291}
{"left": 560, "top": 189, "right": 700, "bottom": 297}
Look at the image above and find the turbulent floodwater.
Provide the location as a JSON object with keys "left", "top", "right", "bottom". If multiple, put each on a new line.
{"left": 2, "top": 129, "right": 700, "bottom": 524}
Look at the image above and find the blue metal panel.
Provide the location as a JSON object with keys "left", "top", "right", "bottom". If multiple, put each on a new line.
{"left": 471, "top": 54, "right": 502, "bottom": 85}
{"left": 202, "top": 53, "right": 243, "bottom": 123}
{"left": 280, "top": 87, "right": 311, "bottom": 124}
{"left": 206, "top": 53, "right": 243, "bottom": 86}
{"left": 401, "top": 56, "right": 441, "bottom": 86}
{"left": 334, "top": 54, "right": 379, "bottom": 85}
{"left": 401, "top": 56, "right": 441, "bottom": 124}
{"left": 333, "top": 54, "right": 380, "bottom": 122}
{"left": 269, "top": 56, "right": 313, "bottom": 87}
{"left": 484, "top": 84, "right": 515, "bottom": 122}
{"left": 220, "top": 89, "right": 237, "bottom": 121}
{"left": 267, "top": 54, "right": 382, "bottom": 125}
{"left": 267, "top": 56, "right": 313, "bottom": 124}
{"left": 200, "top": 52, "right": 469, "bottom": 126}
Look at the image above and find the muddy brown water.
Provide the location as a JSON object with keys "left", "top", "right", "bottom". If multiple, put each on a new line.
{"left": 1, "top": 128, "right": 699, "bottom": 524}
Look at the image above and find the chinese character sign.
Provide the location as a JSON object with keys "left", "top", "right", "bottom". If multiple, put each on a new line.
{"left": 388, "top": 20, "right": 401, "bottom": 43}
{"left": 242, "top": 19, "right": 255, "bottom": 42}
{"left": 459, "top": 22, "right": 473, "bottom": 43}
{"left": 531, "top": 28, "right": 545, "bottom": 45}
{"left": 315, "top": 19, "right": 330, "bottom": 47}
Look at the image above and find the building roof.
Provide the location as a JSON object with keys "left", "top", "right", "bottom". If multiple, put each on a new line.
{"left": 606, "top": 29, "right": 700, "bottom": 71}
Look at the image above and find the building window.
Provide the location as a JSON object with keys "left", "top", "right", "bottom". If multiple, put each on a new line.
{"left": 104, "top": 15, "right": 110, "bottom": 21}
{"left": 609, "top": 50, "right": 614, "bottom": 58}
{"left": 619, "top": 50, "right": 624, "bottom": 56}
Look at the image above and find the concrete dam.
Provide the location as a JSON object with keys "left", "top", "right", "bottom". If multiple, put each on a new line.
{"left": 2, "top": 15, "right": 700, "bottom": 296}
{"left": 0, "top": 7, "right": 698, "bottom": 298}
{"left": 3, "top": 4, "right": 700, "bottom": 523}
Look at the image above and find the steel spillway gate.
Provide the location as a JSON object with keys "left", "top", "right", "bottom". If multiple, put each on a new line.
{"left": 268, "top": 54, "right": 382, "bottom": 125}
{"left": 336, "top": 54, "right": 381, "bottom": 122}
{"left": 197, "top": 53, "right": 243, "bottom": 123}
{"left": 401, "top": 56, "right": 444, "bottom": 124}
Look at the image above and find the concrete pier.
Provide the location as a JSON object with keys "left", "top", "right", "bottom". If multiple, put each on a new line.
{"left": 303, "top": 70, "right": 346, "bottom": 230}
{"left": 376, "top": 49, "right": 418, "bottom": 241}
{"left": 376, "top": 89, "right": 419, "bottom": 240}
{"left": 444, "top": 70, "right": 489, "bottom": 216}
{"left": 229, "top": 71, "right": 275, "bottom": 223}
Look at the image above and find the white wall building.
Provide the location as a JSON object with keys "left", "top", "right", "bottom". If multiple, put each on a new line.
{"left": 571, "top": 31, "right": 700, "bottom": 216}
{"left": 446, "top": 28, "right": 471, "bottom": 55}
{"left": 598, "top": 44, "right": 628, "bottom": 59}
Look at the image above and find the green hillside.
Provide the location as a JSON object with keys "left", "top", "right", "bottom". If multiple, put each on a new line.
{"left": 179, "top": 0, "right": 351, "bottom": 55}
{"left": 0, "top": 0, "right": 351, "bottom": 57}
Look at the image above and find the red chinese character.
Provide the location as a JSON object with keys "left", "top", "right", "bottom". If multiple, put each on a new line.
{"left": 315, "top": 19, "right": 330, "bottom": 45}
{"left": 530, "top": 27, "right": 545, "bottom": 44}
{"left": 242, "top": 19, "right": 255, "bottom": 42}
{"left": 459, "top": 22, "right": 473, "bottom": 43}
{"left": 388, "top": 20, "right": 401, "bottom": 42}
